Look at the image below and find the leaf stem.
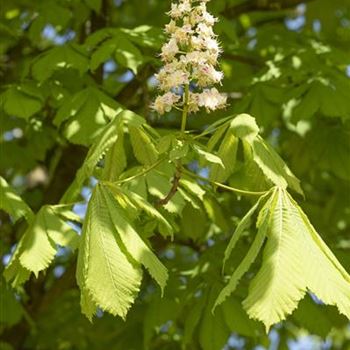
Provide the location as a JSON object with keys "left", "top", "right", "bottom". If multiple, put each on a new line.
{"left": 181, "top": 84, "right": 190, "bottom": 134}
{"left": 182, "top": 168, "right": 270, "bottom": 196}
{"left": 115, "top": 158, "right": 165, "bottom": 184}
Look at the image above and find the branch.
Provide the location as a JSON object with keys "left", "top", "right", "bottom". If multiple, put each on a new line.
{"left": 222, "top": 53, "right": 264, "bottom": 67}
{"left": 156, "top": 165, "right": 182, "bottom": 207}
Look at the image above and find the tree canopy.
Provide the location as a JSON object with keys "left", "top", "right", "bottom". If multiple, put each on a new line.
{"left": 0, "top": 0, "right": 350, "bottom": 349}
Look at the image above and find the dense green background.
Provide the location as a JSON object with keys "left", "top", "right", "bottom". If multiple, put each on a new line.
{"left": 1, "top": 0, "right": 350, "bottom": 349}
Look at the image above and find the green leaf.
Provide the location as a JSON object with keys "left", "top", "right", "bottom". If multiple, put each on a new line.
{"left": 143, "top": 297, "right": 180, "bottom": 349}
{"left": 31, "top": 44, "right": 89, "bottom": 81}
{"left": 223, "top": 192, "right": 270, "bottom": 270}
{"left": 199, "top": 290, "right": 230, "bottom": 350}
{"left": 91, "top": 32, "right": 143, "bottom": 73}
{"left": 292, "top": 295, "right": 347, "bottom": 337}
{"left": 0, "top": 84, "right": 44, "bottom": 120}
{"left": 117, "top": 187, "right": 173, "bottom": 237}
{"left": 221, "top": 297, "right": 262, "bottom": 337}
{"left": 5, "top": 205, "right": 78, "bottom": 282}
{"left": 169, "top": 139, "right": 189, "bottom": 161}
{"left": 77, "top": 184, "right": 142, "bottom": 320}
{"left": 230, "top": 113, "right": 260, "bottom": 142}
{"left": 77, "top": 184, "right": 168, "bottom": 319}
{"left": 121, "top": 25, "right": 165, "bottom": 50}
{"left": 243, "top": 188, "right": 350, "bottom": 332}
{"left": 193, "top": 144, "right": 224, "bottom": 168}
{"left": 0, "top": 280, "right": 23, "bottom": 326}
{"left": 0, "top": 176, "right": 33, "bottom": 222}
{"left": 129, "top": 125, "right": 158, "bottom": 165}
{"left": 251, "top": 136, "right": 303, "bottom": 195}
{"left": 61, "top": 110, "right": 140, "bottom": 203}
{"left": 179, "top": 178, "right": 206, "bottom": 202}
{"left": 102, "top": 123, "right": 127, "bottom": 181}
{"left": 54, "top": 87, "right": 123, "bottom": 145}
{"left": 183, "top": 296, "right": 206, "bottom": 345}
{"left": 214, "top": 190, "right": 277, "bottom": 310}
{"left": 209, "top": 129, "right": 238, "bottom": 183}
{"left": 102, "top": 185, "right": 168, "bottom": 293}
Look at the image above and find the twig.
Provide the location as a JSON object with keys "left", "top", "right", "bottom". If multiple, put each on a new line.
{"left": 156, "top": 165, "right": 182, "bottom": 207}
{"left": 182, "top": 168, "right": 270, "bottom": 196}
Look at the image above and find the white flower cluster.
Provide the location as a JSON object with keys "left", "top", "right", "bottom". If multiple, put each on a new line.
{"left": 153, "top": 0, "right": 227, "bottom": 115}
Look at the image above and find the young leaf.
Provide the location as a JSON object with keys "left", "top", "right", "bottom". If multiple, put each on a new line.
{"left": 101, "top": 185, "right": 168, "bottom": 293}
{"left": 214, "top": 190, "right": 278, "bottom": 310}
{"left": 77, "top": 184, "right": 142, "bottom": 319}
{"left": 192, "top": 144, "right": 224, "bottom": 168}
{"left": 117, "top": 187, "right": 173, "bottom": 236}
{"left": 102, "top": 123, "right": 127, "bottom": 181}
{"left": 129, "top": 125, "right": 158, "bottom": 165}
{"left": 251, "top": 136, "right": 303, "bottom": 195}
{"left": 5, "top": 205, "right": 79, "bottom": 282}
{"left": 223, "top": 191, "right": 271, "bottom": 270}
{"left": 61, "top": 110, "right": 137, "bottom": 202}
{"left": 209, "top": 129, "right": 238, "bottom": 183}
{"left": 230, "top": 113, "right": 259, "bottom": 142}
{"left": 243, "top": 188, "right": 350, "bottom": 332}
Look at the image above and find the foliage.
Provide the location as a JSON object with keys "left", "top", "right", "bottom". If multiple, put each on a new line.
{"left": 1, "top": 0, "right": 350, "bottom": 349}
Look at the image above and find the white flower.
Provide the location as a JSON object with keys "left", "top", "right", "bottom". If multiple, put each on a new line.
{"left": 153, "top": 92, "right": 181, "bottom": 115}
{"left": 173, "top": 24, "right": 193, "bottom": 45}
{"left": 197, "top": 23, "right": 214, "bottom": 37}
{"left": 158, "top": 69, "right": 190, "bottom": 91}
{"left": 165, "top": 20, "right": 177, "bottom": 34}
{"left": 161, "top": 38, "right": 179, "bottom": 62}
{"left": 153, "top": 0, "right": 228, "bottom": 115}
{"left": 202, "top": 11, "right": 217, "bottom": 25}
{"left": 198, "top": 88, "right": 227, "bottom": 111}
{"left": 194, "top": 64, "right": 223, "bottom": 86}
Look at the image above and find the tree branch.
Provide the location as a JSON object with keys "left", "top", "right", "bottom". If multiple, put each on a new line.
{"left": 156, "top": 165, "right": 182, "bottom": 207}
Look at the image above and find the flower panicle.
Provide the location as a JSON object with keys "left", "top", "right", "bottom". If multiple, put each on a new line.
{"left": 152, "top": 0, "right": 227, "bottom": 116}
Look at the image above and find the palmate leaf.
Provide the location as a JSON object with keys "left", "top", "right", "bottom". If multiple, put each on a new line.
{"left": 215, "top": 187, "right": 350, "bottom": 331}
{"left": 77, "top": 184, "right": 168, "bottom": 320}
{"left": 61, "top": 109, "right": 143, "bottom": 203}
{"left": 90, "top": 31, "right": 143, "bottom": 73}
{"left": 206, "top": 113, "right": 302, "bottom": 195}
{"left": 54, "top": 87, "right": 124, "bottom": 145}
{"left": 77, "top": 184, "right": 142, "bottom": 320}
{"left": 0, "top": 84, "right": 44, "bottom": 120}
{"left": 31, "top": 44, "right": 89, "bottom": 81}
{"left": 4, "top": 205, "right": 79, "bottom": 286}
{"left": 243, "top": 188, "right": 350, "bottom": 331}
